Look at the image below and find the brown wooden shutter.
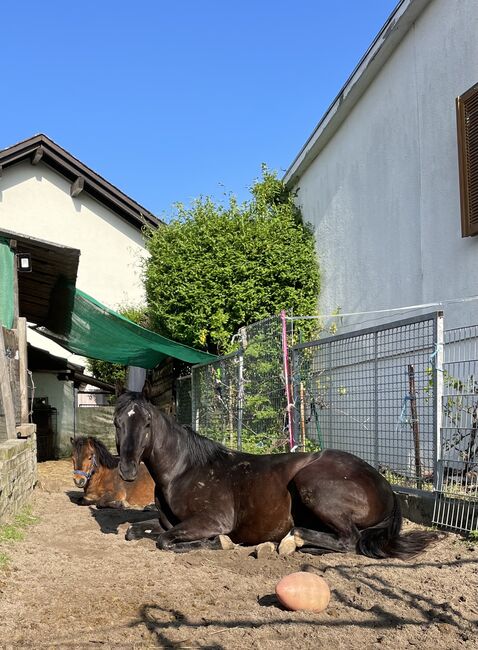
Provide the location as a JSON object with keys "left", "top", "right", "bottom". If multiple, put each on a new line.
{"left": 457, "top": 82, "right": 478, "bottom": 237}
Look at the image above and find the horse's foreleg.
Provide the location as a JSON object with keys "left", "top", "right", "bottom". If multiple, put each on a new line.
{"left": 125, "top": 517, "right": 166, "bottom": 540}
{"left": 156, "top": 535, "right": 234, "bottom": 553}
{"left": 155, "top": 515, "right": 233, "bottom": 552}
{"left": 77, "top": 496, "right": 95, "bottom": 506}
{"left": 96, "top": 494, "right": 125, "bottom": 509}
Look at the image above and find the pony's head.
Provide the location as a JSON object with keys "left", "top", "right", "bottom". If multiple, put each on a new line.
{"left": 71, "top": 436, "right": 118, "bottom": 487}
{"left": 114, "top": 389, "right": 152, "bottom": 481}
{"left": 71, "top": 436, "right": 98, "bottom": 488}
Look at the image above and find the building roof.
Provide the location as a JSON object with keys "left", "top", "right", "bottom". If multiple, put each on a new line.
{"left": 283, "top": 0, "right": 433, "bottom": 187}
{"left": 0, "top": 133, "right": 161, "bottom": 230}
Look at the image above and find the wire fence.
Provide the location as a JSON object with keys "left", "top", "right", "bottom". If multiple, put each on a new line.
{"left": 433, "top": 325, "right": 478, "bottom": 533}
{"left": 292, "top": 313, "right": 440, "bottom": 491}
{"left": 182, "top": 310, "right": 478, "bottom": 534}
{"left": 190, "top": 316, "right": 291, "bottom": 453}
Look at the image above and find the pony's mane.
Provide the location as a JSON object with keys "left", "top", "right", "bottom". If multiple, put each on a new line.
{"left": 115, "top": 391, "right": 233, "bottom": 467}
{"left": 72, "top": 436, "right": 118, "bottom": 469}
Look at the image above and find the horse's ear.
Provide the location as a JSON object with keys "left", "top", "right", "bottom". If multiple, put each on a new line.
{"left": 115, "top": 380, "right": 125, "bottom": 397}
{"left": 70, "top": 437, "right": 74, "bottom": 445}
{"left": 142, "top": 379, "right": 152, "bottom": 400}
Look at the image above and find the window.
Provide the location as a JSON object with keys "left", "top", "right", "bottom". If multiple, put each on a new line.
{"left": 457, "top": 82, "right": 478, "bottom": 237}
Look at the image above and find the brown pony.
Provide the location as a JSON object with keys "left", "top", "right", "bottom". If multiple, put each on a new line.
{"left": 71, "top": 436, "right": 155, "bottom": 509}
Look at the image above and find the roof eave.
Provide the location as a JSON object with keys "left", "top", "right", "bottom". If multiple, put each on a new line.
{"left": 0, "top": 134, "right": 162, "bottom": 230}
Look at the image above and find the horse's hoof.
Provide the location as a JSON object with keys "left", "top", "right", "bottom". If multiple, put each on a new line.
{"left": 218, "top": 534, "right": 235, "bottom": 550}
{"left": 292, "top": 530, "right": 306, "bottom": 548}
{"left": 256, "top": 541, "right": 277, "bottom": 559}
{"left": 278, "top": 533, "right": 297, "bottom": 556}
{"left": 156, "top": 537, "right": 172, "bottom": 551}
{"left": 125, "top": 525, "right": 142, "bottom": 541}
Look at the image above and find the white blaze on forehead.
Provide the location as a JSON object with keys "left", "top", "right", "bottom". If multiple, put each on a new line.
{"left": 127, "top": 407, "right": 136, "bottom": 417}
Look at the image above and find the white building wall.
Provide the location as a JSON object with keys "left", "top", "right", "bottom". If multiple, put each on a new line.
{"left": 0, "top": 160, "right": 148, "bottom": 308}
{"left": 0, "top": 159, "right": 152, "bottom": 456}
{"left": 293, "top": 0, "right": 478, "bottom": 331}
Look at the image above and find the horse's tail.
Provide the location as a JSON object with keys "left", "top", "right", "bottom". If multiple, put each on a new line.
{"left": 356, "top": 492, "right": 439, "bottom": 560}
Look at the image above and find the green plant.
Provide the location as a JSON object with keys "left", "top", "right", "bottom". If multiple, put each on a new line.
{"left": 0, "top": 506, "right": 39, "bottom": 543}
{"left": 0, "top": 525, "right": 24, "bottom": 543}
{"left": 0, "top": 506, "right": 39, "bottom": 570}
{"left": 145, "top": 165, "right": 321, "bottom": 356}
{"left": 469, "top": 530, "right": 478, "bottom": 542}
{"left": 13, "top": 506, "right": 39, "bottom": 528}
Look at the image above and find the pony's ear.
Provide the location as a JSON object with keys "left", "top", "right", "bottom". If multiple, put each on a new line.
{"left": 115, "top": 380, "right": 126, "bottom": 397}
{"left": 142, "top": 379, "right": 152, "bottom": 400}
{"left": 70, "top": 437, "right": 74, "bottom": 445}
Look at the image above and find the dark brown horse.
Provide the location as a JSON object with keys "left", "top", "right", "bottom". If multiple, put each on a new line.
{"left": 71, "top": 436, "right": 155, "bottom": 509}
{"left": 114, "top": 390, "right": 438, "bottom": 557}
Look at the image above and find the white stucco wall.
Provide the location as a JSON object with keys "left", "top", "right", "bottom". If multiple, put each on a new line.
{"left": 0, "top": 160, "right": 148, "bottom": 308}
{"left": 291, "top": 0, "right": 478, "bottom": 331}
{"left": 0, "top": 158, "right": 152, "bottom": 455}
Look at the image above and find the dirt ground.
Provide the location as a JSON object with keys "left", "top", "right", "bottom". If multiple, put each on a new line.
{"left": 0, "top": 460, "right": 476, "bottom": 649}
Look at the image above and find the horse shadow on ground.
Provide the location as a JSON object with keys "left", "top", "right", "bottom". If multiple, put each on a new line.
{"left": 66, "top": 490, "right": 158, "bottom": 535}
{"left": 89, "top": 507, "right": 159, "bottom": 535}
{"left": 128, "top": 555, "right": 477, "bottom": 648}
{"left": 66, "top": 490, "right": 84, "bottom": 505}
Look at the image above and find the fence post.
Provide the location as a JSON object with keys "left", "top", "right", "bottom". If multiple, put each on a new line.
{"left": 433, "top": 312, "right": 444, "bottom": 491}
{"left": 237, "top": 348, "right": 244, "bottom": 451}
{"left": 374, "top": 331, "right": 379, "bottom": 469}
{"left": 281, "top": 310, "right": 295, "bottom": 451}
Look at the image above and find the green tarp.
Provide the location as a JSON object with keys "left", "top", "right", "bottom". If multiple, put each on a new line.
{"left": 39, "top": 285, "right": 216, "bottom": 369}
{"left": 0, "top": 238, "right": 14, "bottom": 329}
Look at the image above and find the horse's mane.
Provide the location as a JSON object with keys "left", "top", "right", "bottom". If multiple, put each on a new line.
{"left": 175, "top": 422, "right": 232, "bottom": 466}
{"left": 72, "top": 436, "right": 118, "bottom": 469}
{"left": 115, "top": 391, "right": 233, "bottom": 467}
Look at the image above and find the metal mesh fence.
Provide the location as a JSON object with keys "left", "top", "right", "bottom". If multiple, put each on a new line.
{"left": 191, "top": 316, "right": 291, "bottom": 453}
{"left": 292, "top": 313, "right": 440, "bottom": 491}
{"left": 433, "top": 325, "right": 478, "bottom": 533}
{"left": 185, "top": 310, "right": 478, "bottom": 533}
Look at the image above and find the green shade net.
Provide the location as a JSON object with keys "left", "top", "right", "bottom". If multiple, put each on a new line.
{"left": 0, "top": 238, "right": 15, "bottom": 329}
{"left": 38, "top": 284, "right": 216, "bottom": 369}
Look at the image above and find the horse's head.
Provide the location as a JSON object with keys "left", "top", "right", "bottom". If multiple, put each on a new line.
{"left": 114, "top": 390, "right": 152, "bottom": 481}
{"left": 71, "top": 437, "right": 97, "bottom": 488}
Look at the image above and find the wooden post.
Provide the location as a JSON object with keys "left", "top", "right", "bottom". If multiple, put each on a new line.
{"left": 408, "top": 364, "right": 422, "bottom": 487}
{"left": 0, "top": 326, "right": 17, "bottom": 439}
{"left": 16, "top": 317, "right": 29, "bottom": 423}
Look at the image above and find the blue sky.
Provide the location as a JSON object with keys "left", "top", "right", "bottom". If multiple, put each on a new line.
{"left": 3, "top": 1, "right": 398, "bottom": 219}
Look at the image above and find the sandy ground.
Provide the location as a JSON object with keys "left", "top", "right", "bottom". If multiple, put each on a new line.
{"left": 0, "top": 459, "right": 476, "bottom": 649}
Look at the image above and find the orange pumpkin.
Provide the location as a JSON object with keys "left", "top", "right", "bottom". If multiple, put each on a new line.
{"left": 275, "top": 572, "right": 330, "bottom": 612}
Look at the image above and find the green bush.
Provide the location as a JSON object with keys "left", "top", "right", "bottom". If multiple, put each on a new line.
{"left": 145, "top": 166, "right": 320, "bottom": 355}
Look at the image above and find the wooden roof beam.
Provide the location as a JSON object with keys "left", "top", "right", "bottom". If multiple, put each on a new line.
{"left": 70, "top": 176, "right": 85, "bottom": 197}
{"left": 31, "top": 147, "right": 44, "bottom": 165}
